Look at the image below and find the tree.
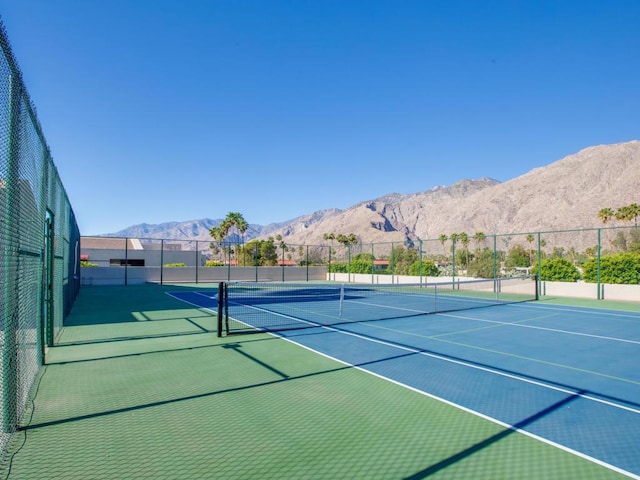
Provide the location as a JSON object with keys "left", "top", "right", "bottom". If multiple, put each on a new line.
{"left": 467, "top": 247, "right": 497, "bottom": 278}
{"left": 335, "top": 233, "right": 358, "bottom": 247}
{"left": 597, "top": 207, "right": 615, "bottom": 225}
{"left": 505, "top": 244, "right": 530, "bottom": 269}
{"left": 239, "top": 238, "right": 279, "bottom": 266}
{"left": 525, "top": 234, "right": 535, "bottom": 266}
{"left": 597, "top": 207, "right": 617, "bottom": 251}
{"left": 209, "top": 226, "right": 226, "bottom": 262}
{"left": 409, "top": 260, "right": 439, "bottom": 276}
{"left": 209, "top": 212, "right": 249, "bottom": 265}
{"left": 449, "top": 233, "right": 460, "bottom": 276}
{"left": 260, "top": 238, "right": 279, "bottom": 265}
{"left": 238, "top": 240, "right": 259, "bottom": 266}
{"left": 389, "top": 245, "right": 419, "bottom": 275}
{"left": 473, "top": 232, "right": 486, "bottom": 251}
{"left": 439, "top": 234, "right": 448, "bottom": 257}
{"left": 459, "top": 232, "right": 471, "bottom": 272}
{"left": 275, "top": 234, "right": 288, "bottom": 263}
{"left": 616, "top": 203, "right": 640, "bottom": 228}
{"left": 334, "top": 233, "right": 359, "bottom": 266}
{"left": 323, "top": 232, "right": 335, "bottom": 243}
{"left": 350, "top": 253, "right": 374, "bottom": 274}
{"left": 629, "top": 203, "right": 640, "bottom": 228}
{"left": 226, "top": 212, "right": 247, "bottom": 239}
{"left": 230, "top": 212, "right": 249, "bottom": 264}
{"left": 323, "top": 232, "right": 336, "bottom": 263}
{"left": 470, "top": 232, "right": 489, "bottom": 276}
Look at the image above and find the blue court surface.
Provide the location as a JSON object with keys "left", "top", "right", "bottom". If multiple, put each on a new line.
{"left": 170, "top": 288, "right": 640, "bottom": 478}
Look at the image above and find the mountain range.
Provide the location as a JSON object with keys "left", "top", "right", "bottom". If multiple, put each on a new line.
{"left": 104, "top": 141, "right": 640, "bottom": 245}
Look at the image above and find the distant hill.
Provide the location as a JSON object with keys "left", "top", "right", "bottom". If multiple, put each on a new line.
{"left": 104, "top": 218, "right": 261, "bottom": 243}
{"left": 100, "top": 141, "right": 640, "bottom": 246}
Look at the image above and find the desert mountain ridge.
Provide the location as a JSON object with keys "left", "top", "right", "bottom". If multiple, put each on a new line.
{"left": 103, "top": 141, "right": 640, "bottom": 245}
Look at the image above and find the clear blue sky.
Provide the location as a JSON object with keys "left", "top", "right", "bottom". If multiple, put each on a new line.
{"left": 1, "top": 1, "right": 638, "bottom": 235}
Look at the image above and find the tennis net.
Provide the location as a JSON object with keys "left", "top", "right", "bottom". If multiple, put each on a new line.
{"left": 217, "top": 276, "right": 538, "bottom": 335}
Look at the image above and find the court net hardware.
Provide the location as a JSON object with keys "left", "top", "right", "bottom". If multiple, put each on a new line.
{"left": 216, "top": 276, "right": 538, "bottom": 336}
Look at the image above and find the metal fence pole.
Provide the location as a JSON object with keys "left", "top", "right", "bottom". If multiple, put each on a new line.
{"left": 597, "top": 229, "right": 602, "bottom": 300}
{"left": 195, "top": 240, "right": 199, "bottom": 284}
{"left": 124, "top": 237, "right": 129, "bottom": 286}
{"left": 160, "top": 239, "right": 164, "bottom": 285}
{"left": 2, "top": 72, "right": 21, "bottom": 433}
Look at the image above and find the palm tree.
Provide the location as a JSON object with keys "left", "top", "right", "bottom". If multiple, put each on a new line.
{"left": 227, "top": 212, "right": 248, "bottom": 265}
{"left": 323, "top": 233, "right": 335, "bottom": 243}
{"left": 597, "top": 207, "right": 615, "bottom": 225}
{"left": 472, "top": 231, "right": 486, "bottom": 272}
{"left": 209, "top": 212, "right": 248, "bottom": 264}
{"left": 526, "top": 234, "right": 535, "bottom": 266}
{"left": 275, "top": 234, "right": 288, "bottom": 264}
{"left": 209, "top": 225, "right": 226, "bottom": 262}
{"left": 323, "top": 232, "right": 336, "bottom": 264}
{"left": 449, "top": 233, "right": 460, "bottom": 277}
{"left": 439, "top": 234, "right": 448, "bottom": 262}
{"left": 473, "top": 232, "right": 486, "bottom": 247}
{"left": 630, "top": 203, "right": 640, "bottom": 228}
{"left": 459, "top": 232, "right": 470, "bottom": 273}
{"left": 617, "top": 203, "right": 640, "bottom": 228}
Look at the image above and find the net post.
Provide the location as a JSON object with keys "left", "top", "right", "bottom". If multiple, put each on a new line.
{"left": 534, "top": 274, "right": 539, "bottom": 301}
{"left": 217, "top": 282, "right": 224, "bottom": 337}
{"left": 224, "top": 283, "right": 229, "bottom": 334}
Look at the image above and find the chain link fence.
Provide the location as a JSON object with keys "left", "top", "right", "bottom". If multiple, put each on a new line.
{"left": 0, "top": 20, "right": 80, "bottom": 458}
{"left": 82, "top": 223, "right": 639, "bottom": 296}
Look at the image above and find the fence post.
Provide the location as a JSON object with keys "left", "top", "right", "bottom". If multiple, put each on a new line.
{"left": 195, "top": 240, "right": 199, "bottom": 284}
{"left": 2, "top": 72, "right": 21, "bottom": 433}
{"left": 371, "top": 243, "right": 375, "bottom": 284}
{"left": 124, "top": 237, "right": 129, "bottom": 286}
{"left": 217, "top": 282, "right": 224, "bottom": 337}
{"left": 537, "top": 232, "right": 542, "bottom": 295}
{"left": 419, "top": 239, "right": 423, "bottom": 285}
{"left": 597, "top": 229, "right": 602, "bottom": 300}
{"left": 160, "top": 239, "right": 164, "bottom": 285}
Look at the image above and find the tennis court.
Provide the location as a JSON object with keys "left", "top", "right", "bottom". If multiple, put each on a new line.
{"left": 1, "top": 283, "right": 638, "bottom": 479}
{"left": 172, "top": 280, "right": 640, "bottom": 478}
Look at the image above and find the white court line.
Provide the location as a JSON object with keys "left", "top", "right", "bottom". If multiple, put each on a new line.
{"left": 516, "top": 302, "right": 640, "bottom": 320}
{"left": 343, "top": 297, "right": 640, "bottom": 345}
{"left": 439, "top": 311, "right": 640, "bottom": 346}
{"left": 233, "top": 302, "right": 640, "bottom": 414}
{"left": 165, "top": 291, "right": 218, "bottom": 309}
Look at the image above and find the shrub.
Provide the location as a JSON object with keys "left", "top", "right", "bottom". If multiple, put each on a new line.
{"left": 531, "top": 258, "right": 581, "bottom": 282}
{"left": 80, "top": 260, "right": 98, "bottom": 267}
{"left": 408, "top": 260, "right": 439, "bottom": 276}
{"left": 582, "top": 253, "right": 640, "bottom": 284}
{"left": 164, "top": 263, "right": 186, "bottom": 267}
{"left": 205, "top": 260, "right": 224, "bottom": 267}
{"left": 328, "top": 262, "right": 348, "bottom": 273}
{"left": 350, "top": 259, "right": 374, "bottom": 274}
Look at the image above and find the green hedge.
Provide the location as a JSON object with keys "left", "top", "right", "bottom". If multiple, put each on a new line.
{"left": 531, "top": 258, "right": 581, "bottom": 282}
{"left": 582, "top": 253, "right": 640, "bottom": 284}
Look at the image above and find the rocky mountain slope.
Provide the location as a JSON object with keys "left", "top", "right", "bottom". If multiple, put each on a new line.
{"left": 104, "top": 141, "right": 639, "bottom": 245}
